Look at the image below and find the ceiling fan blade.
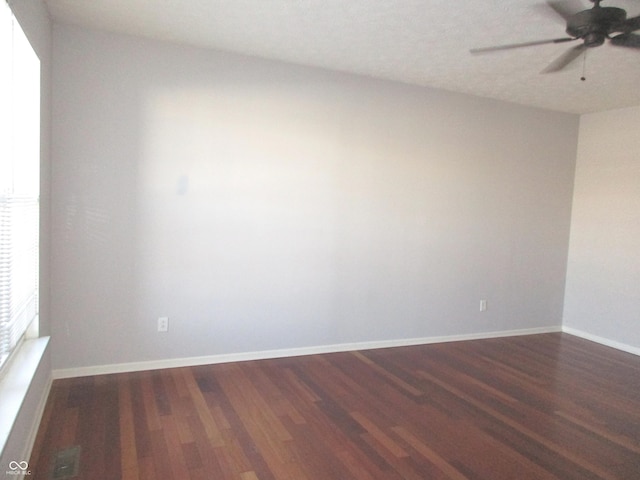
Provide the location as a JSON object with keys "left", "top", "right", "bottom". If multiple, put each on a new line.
{"left": 610, "top": 33, "right": 640, "bottom": 48}
{"left": 622, "top": 15, "right": 640, "bottom": 33}
{"left": 546, "top": 0, "right": 585, "bottom": 22}
{"left": 541, "top": 43, "right": 587, "bottom": 73}
{"left": 470, "top": 37, "right": 575, "bottom": 54}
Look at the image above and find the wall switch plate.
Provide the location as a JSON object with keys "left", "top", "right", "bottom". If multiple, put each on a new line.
{"left": 157, "top": 316, "right": 169, "bottom": 332}
{"left": 479, "top": 300, "right": 487, "bottom": 312}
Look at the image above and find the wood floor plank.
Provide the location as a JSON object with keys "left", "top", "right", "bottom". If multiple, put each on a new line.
{"left": 129, "top": 375, "right": 153, "bottom": 460}
{"left": 137, "top": 455, "right": 158, "bottom": 480}
{"left": 140, "top": 372, "right": 162, "bottom": 432}
{"left": 149, "top": 431, "right": 175, "bottom": 480}
{"left": 182, "top": 367, "right": 226, "bottom": 447}
{"left": 75, "top": 378, "right": 103, "bottom": 478}
{"left": 240, "top": 471, "right": 260, "bottom": 480}
{"left": 118, "top": 374, "right": 138, "bottom": 477}
{"left": 186, "top": 409, "right": 227, "bottom": 479}
{"left": 216, "top": 366, "right": 307, "bottom": 480}
{"left": 280, "top": 416, "right": 355, "bottom": 480}
{"left": 29, "top": 381, "right": 71, "bottom": 478}
{"left": 351, "top": 351, "right": 425, "bottom": 397}
{"left": 335, "top": 449, "right": 385, "bottom": 480}
{"left": 350, "top": 411, "right": 408, "bottom": 459}
{"left": 246, "top": 363, "right": 307, "bottom": 426}
{"left": 392, "top": 425, "right": 470, "bottom": 480}
{"left": 160, "top": 414, "right": 190, "bottom": 479}
{"left": 29, "top": 333, "right": 640, "bottom": 479}
{"left": 203, "top": 370, "right": 278, "bottom": 480}
{"left": 417, "top": 368, "right": 621, "bottom": 480}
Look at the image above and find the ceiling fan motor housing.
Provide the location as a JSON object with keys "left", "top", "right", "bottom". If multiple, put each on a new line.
{"left": 566, "top": 7, "right": 627, "bottom": 47}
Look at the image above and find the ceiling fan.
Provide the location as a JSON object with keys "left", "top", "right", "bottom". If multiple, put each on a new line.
{"left": 470, "top": 0, "right": 640, "bottom": 73}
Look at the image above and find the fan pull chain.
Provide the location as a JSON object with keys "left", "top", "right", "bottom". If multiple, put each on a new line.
{"left": 581, "top": 50, "right": 587, "bottom": 81}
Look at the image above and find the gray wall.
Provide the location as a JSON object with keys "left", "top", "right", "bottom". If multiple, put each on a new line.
{"left": 50, "top": 25, "right": 579, "bottom": 371}
{"left": 563, "top": 105, "right": 640, "bottom": 351}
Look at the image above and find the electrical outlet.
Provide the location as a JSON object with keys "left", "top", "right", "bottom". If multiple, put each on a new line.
{"left": 157, "top": 316, "right": 169, "bottom": 332}
{"left": 479, "top": 300, "right": 487, "bottom": 312}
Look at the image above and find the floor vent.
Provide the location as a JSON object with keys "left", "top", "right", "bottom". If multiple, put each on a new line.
{"left": 51, "top": 445, "right": 80, "bottom": 479}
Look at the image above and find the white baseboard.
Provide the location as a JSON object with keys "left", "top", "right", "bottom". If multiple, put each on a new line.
{"left": 53, "top": 325, "right": 561, "bottom": 379}
{"left": 562, "top": 326, "right": 640, "bottom": 357}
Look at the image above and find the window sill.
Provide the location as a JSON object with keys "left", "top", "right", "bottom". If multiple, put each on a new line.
{"left": 0, "top": 337, "right": 50, "bottom": 457}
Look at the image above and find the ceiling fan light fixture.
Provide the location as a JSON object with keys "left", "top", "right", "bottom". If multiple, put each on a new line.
{"left": 583, "top": 32, "right": 605, "bottom": 47}
{"left": 565, "top": 6, "right": 626, "bottom": 38}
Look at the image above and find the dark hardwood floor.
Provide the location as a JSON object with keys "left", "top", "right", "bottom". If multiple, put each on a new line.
{"left": 29, "top": 333, "right": 640, "bottom": 479}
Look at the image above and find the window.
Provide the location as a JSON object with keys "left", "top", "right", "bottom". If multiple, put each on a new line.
{"left": 0, "top": 0, "right": 40, "bottom": 372}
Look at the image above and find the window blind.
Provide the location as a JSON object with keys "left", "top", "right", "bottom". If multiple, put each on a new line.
{"left": 0, "top": 0, "right": 40, "bottom": 371}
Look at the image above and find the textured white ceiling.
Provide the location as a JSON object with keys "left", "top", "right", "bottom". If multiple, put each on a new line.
{"left": 45, "top": 0, "right": 640, "bottom": 114}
